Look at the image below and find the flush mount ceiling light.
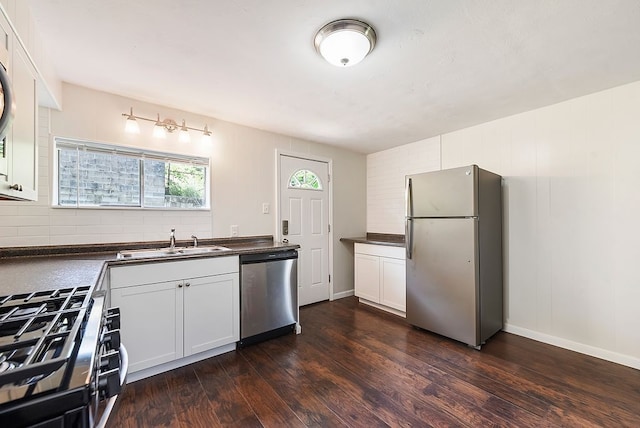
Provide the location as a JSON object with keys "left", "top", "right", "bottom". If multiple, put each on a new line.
{"left": 314, "top": 19, "right": 376, "bottom": 67}
{"left": 122, "top": 107, "right": 212, "bottom": 143}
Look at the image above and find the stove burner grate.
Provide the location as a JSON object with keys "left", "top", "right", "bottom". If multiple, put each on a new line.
{"left": 0, "top": 360, "right": 16, "bottom": 374}
{"left": 0, "top": 286, "right": 92, "bottom": 387}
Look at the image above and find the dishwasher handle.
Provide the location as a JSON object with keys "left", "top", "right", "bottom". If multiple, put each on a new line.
{"left": 240, "top": 249, "right": 298, "bottom": 264}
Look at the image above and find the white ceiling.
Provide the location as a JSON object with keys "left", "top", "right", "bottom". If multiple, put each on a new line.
{"left": 27, "top": 0, "right": 640, "bottom": 154}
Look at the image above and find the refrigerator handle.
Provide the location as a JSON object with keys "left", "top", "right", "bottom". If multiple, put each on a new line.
{"left": 405, "top": 177, "right": 413, "bottom": 259}
{"left": 405, "top": 218, "right": 413, "bottom": 260}
{"left": 405, "top": 177, "right": 413, "bottom": 218}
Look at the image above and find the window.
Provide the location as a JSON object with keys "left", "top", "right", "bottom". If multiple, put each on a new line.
{"left": 54, "top": 138, "right": 209, "bottom": 209}
{"left": 288, "top": 169, "right": 323, "bottom": 190}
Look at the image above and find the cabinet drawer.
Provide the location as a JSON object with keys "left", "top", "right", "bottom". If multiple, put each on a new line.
{"left": 111, "top": 256, "right": 239, "bottom": 288}
{"left": 355, "top": 243, "right": 405, "bottom": 259}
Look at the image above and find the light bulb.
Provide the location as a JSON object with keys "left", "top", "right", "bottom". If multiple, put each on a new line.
{"left": 178, "top": 120, "right": 190, "bottom": 143}
{"left": 201, "top": 125, "right": 212, "bottom": 143}
{"left": 153, "top": 114, "right": 166, "bottom": 138}
{"left": 124, "top": 108, "right": 140, "bottom": 134}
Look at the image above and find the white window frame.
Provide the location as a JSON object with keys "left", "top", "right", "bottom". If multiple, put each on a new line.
{"left": 288, "top": 168, "right": 324, "bottom": 191}
{"left": 52, "top": 137, "right": 210, "bottom": 210}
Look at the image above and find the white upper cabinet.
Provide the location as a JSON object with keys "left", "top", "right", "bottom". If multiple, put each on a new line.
{"left": 0, "top": 6, "right": 38, "bottom": 201}
{"left": 0, "top": 1, "right": 61, "bottom": 108}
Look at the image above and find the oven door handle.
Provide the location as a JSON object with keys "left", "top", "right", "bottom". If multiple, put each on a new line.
{"left": 95, "top": 343, "right": 129, "bottom": 428}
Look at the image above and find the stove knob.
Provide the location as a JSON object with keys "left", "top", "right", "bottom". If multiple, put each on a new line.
{"left": 102, "top": 329, "right": 121, "bottom": 351}
{"left": 98, "top": 368, "right": 121, "bottom": 399}
{"left": 100, "top": 350, "right": 120, "bottom": 371}
{"left": 105, "top": 309, "right": 121, "bottom": 330}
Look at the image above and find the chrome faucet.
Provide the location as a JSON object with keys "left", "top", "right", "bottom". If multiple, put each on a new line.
{"left": 191, "top": 235, "right": 198, "bottom": 247}
{"left": 169, "top": 228, "right": 176, "bottom": 249}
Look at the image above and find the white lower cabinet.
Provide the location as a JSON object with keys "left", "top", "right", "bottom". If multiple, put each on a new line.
{"left": 111, "top": 279, "right": 180, "bottom": 371}
{"left": 354, "top": 243, "right": 406, "bottom": 316}
{"left": 354, "top": 253, "right": 380, "bottom": 302}
{"left": 183, "top": 273, "right": 238, "bottom": 355}
{"left": 380, "top": 256, "right": 406, "bottom": 311}
{"left": 109, "top": 256, "right": 239, "bottom": 377}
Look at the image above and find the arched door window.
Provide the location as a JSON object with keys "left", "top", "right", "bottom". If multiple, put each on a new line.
{"left": 288, "top": 169, "right": 323, "bottom": 190}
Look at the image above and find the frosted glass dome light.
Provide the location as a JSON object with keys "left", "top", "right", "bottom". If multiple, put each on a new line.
{"left": 314, "top": 19, "right": 376, "bottom": 67}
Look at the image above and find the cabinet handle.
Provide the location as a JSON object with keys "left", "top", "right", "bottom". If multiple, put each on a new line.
{"left": 185, "top": 282, "right": 190, "bottom": 287}
{"left": 178, "top": 283, "right": 183, "bottom": 288}
{"left": 9, "top": 184, "right": 23, "bottom": 191}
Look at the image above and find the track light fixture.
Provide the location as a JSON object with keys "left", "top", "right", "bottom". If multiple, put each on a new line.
{"left": 122, "top": 107, "right": 212, "bottom": 143}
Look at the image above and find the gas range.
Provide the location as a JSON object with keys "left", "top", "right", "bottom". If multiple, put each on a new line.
{"left": 0, "top": 286, "right": 127, "bottom": 427}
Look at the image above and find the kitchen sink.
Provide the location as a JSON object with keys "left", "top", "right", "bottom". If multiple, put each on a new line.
{"left": 176, "top": 246, "right": 231, "bottom": 255}
{"left": 117, "top": 245, "right": 231, "bottom": 260}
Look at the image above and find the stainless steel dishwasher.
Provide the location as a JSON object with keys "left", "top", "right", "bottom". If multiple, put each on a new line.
{"left": 239, "top": 249, "right": 298, "bottom": 346}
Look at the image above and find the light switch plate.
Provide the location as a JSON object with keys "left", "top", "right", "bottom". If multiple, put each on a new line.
{"left": 262, "top": 203, "right": 269, "bottom": 214}
{"left": 231, "top": 225, "right": 238, "bottom": 237}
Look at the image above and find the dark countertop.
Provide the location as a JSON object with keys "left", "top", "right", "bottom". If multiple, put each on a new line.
{"left": 340, "top": 233, "right": 405, "bottom": 248}
{"left": 0, "top": 236, "right": 299, "bottom": 296}
{"left": 0, "top": 255, "right": 110, "bottom": 295}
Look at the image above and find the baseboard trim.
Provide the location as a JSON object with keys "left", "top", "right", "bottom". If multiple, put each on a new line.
{"left": 126, "top": 343, "right": 236, "bottom": 383}
{"left": 358, "top": 298, "right": 406, "bottom": 318}
{"left": 503, "top": 323, "right": 640, "bottom": 370}
{"left": 332, "top": 289, "right": 354, "bottom": 300}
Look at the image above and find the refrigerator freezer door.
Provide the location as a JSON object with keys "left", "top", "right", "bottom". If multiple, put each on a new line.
{"left": 407, "top": 165, "right": 477, "bottom": 218}
{"left": 406, "top": 218, "right": 479, "bottom": 346}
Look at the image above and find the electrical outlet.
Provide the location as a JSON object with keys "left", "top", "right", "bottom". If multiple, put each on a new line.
{"left": 230, "top": 225, "right": 239, "bottom": 237}
{"left": 262, "top": 203, "right": 269, "bottom": 214}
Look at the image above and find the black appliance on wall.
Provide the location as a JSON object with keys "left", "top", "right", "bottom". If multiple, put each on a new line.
{"left": 0, "top": 47, "right": 15, "bottom": 178}
{"left": 0, "top": 56, "right": 13, "bottom": 141}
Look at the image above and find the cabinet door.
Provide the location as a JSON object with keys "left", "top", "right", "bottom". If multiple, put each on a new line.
{"left": 111, "top": 280, "right": 183, "bottom": 373}
{"left": 183, "top": 273, "right": 239, "bottom": 356}
{"left": 380, "top": 257, "right": 406, "bottom": 312}
{"left": 0, "top": 13, "right": 11, "bottom": 180}
{"left": 0, "top": 42, "right": 37, "bottom": 200}
{"left": 354, "top": 253, "right": 380, "bottom": 303}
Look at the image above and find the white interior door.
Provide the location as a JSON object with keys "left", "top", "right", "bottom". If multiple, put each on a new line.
{"left": 279, "top": 155, "right": 330, "bottom": 306}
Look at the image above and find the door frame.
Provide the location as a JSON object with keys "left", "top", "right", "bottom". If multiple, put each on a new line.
{"left": 275, "top": 149, "right": 334, "bottom": 301}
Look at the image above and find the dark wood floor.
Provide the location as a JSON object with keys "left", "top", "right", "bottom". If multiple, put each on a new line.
{"left": 109, "top": 297, "right": 640, "bottom": 427}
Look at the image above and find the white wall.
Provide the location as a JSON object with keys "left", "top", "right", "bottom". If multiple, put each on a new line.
{"left": 0, "top": 83, "right": 366, "bottom": 294}
{"left": 367, "top": 80, "right": 640, "bottom": 369}
{"left": 367, "top": 137, "right": 441, "bottom": 233}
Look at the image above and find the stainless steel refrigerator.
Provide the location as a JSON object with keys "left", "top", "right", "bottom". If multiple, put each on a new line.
{"left": 405, "top": 165, "right": 503, "bottom": 349}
